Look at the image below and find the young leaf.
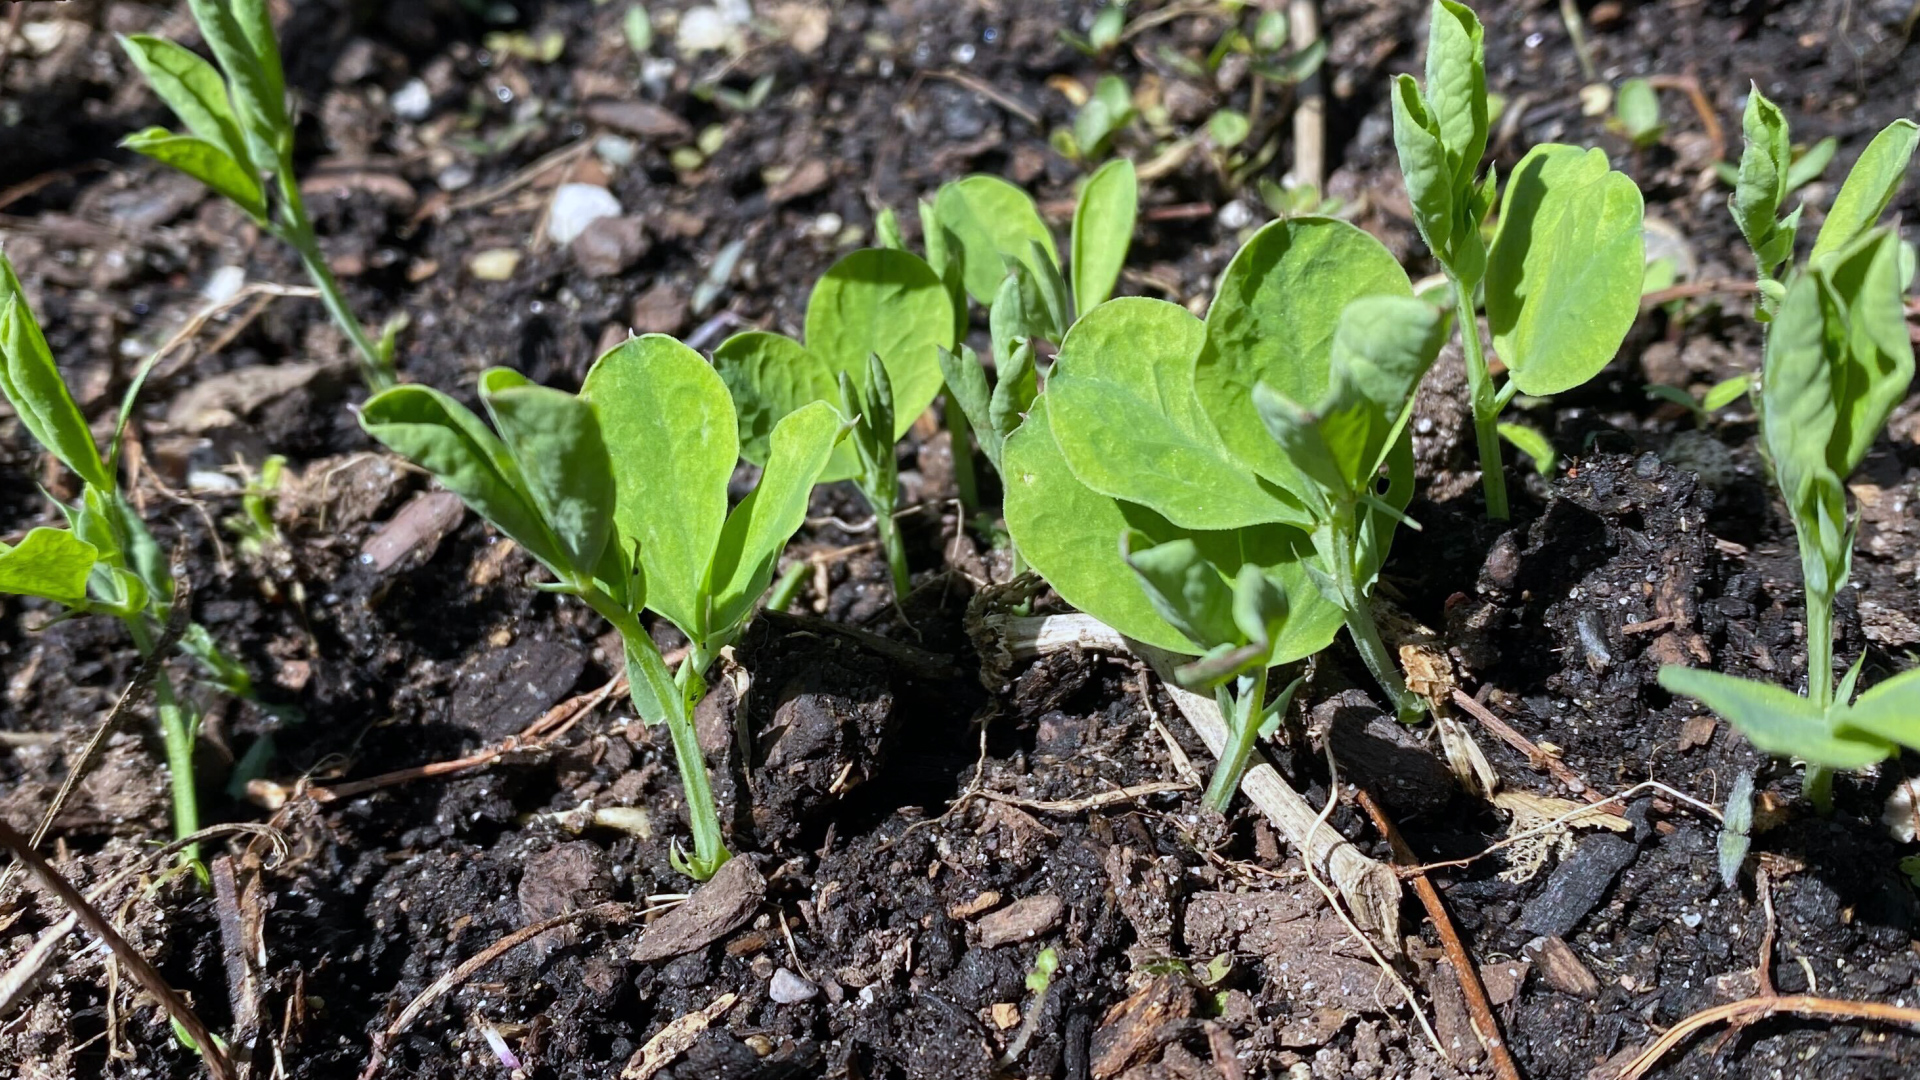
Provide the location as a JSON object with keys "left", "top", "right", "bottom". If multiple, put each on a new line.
{"left": 120, "top": 129, "right": 267, "bottom": 222}
{"left": 705, "top": 401, "right": 844, "bottom": 635}
{"left": 582, "top": 335, "right": 737, "bottom": 639}
{"left": 1613, "top": 77, "right": 1664, "bottom": 147}
{"left": 1835, "top": 667, "right": 1920, "bottom": 750}
{"left": 1122, "top": 533, "right": 1239, "bottom": 650}
{"left": 1047, "top": 297, "right": 1309, "bottom": 530}
{"left": 1484, "top": 144, "right": 1645, "bottom": 396}
{"left": 1701, "top": 373, "right": 1753, "bottom": 413}
{"left": 1760, "top": 271, "right": 1840, "bottom": 509}
{"left": 1002, "top": 398, "right": 1341, "bottom": 659}
{"left": 990, "top": 263, "right": 1053, "bottom": 366}
{"left": 0, "top": 262, "right": 112, "bottom": 491}
{"left": 1497, "top": 422, "right": 1556, "bottom": 475}
{"left": 229, "top": 0, "right": 287, "bottom": 119}
{"left": 0, "top": 528, "right": 100, "bottom": 608}
{"left": 803, "top": 248, "right": 954, "bottom": 439}
{"left": 358, "top": 385, "right": 567, "bottom": 574}
{"left": 117, "top": 35, "right": 252, "bottom": 171}
{"left": 1730, "top": 86, "right": 1790, "bottom": 264}
{"left": 711, "top": 330, "right": 852, "bottom": 478}
{"left": 1027, "top": 238, "right": 1074, "bottom": 334}
{"left": 1390, "top": 76, "right": 1454, "bottom": 266}
{"left": 1810, "top": 119, "right": 1920, "bottom": 266}
{"left": 1423, "top": 0, "right": 1489, "bottom": 191}
{"left": 477, "top": 368, "right": 615, "bottom": 582}
{"left": 1821, "top": 229, "right": 1914, "bottom": 476}
{"left": 1718, "top": 770, "right": 1754, "bottom": 889}
{"left": 987, "top": 339, "right": 1038, "bottom": 450}
{"left": 1231, "top": 563, "right": 1289, "bottom": 651}
{"left": 1783, "top": 136, "right": 1837, "bottom": 197}
{"left": 1658, "top": 666, "right": 1893, "bottom": 769}
{"left": 937, "top": 344, "right": 1010, "bottom": 469}
{"left": 184, "top": 0, "right": 285, "bottom": 155}
{"left": 933, "top": 175, "right": 1061, "bottom": 304}
{"left": 1071, "top": 158, "right": 1137, "bottom": 317}
{"left": 1193, "top": 217, "right": 1413, "bottom": 493}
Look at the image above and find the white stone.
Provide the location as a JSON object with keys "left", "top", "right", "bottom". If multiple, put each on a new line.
{"left": 392, "top": 79, "right": 433, "bottom": 121}
{"left": 546, "top": 184, "right": 622, "bottom": 246}
{"left": 676, "top": 7, "right": 735, "bottom": 54}
{"left": 769, "top": 968, "right": 819, "bottom": 1004}
{"left": 201, "top": 265, "right": 246, "bottom": 305}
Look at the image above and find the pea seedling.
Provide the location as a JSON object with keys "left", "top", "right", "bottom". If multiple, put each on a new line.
{"left": 1006, "top": 217, "right": 1447, "bottom": 756}
{"left": 1659, "top": 229, "right": 1918, "bottom": 809}
{"left": 361, "top": 337, "right": 845, "bottom": 878}
{"left": 712, "top": 247, "right": 954, "bottom": 599}
{"left": 120, "top": 0, "right": 396, "bottom": 390}
{"left": 0, "top": 253, "right": 235, "bottom": 857}
{"left": 1392, "top": 0, "right": 1645, "bottom": 519}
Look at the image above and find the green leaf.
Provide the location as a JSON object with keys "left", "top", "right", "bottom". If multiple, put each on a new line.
{"left": 933, "top": 175, "right": 1060, "bottom": 305}
{"left": 0, "top": 528, "right": 99, "bottom": 607}
{"left": 1071, "top": 158, "right": 1137, "bottom": 316}
{"left": 706, "top": 400, "right": 844, "bottom": 637}
{"left": 229, "top": 0, "right": 286, "bottom": 125}
{"left": 1194, "top": 217, "right": 1412, "bottom": 493}
{"left": 874, "top": 206, "right": 904, "bottom": 250}
{"left": 1231, "top": 562, "right": 1288, "bottom": 651}
{"left": 0, "top": 259, "right": 111, "bottom": 490}
{"left": 477, "top": 368, "right": 615, "bottom": 581}
{"left": 1485, "top": 144, "right": 1645, "bottom": 396}
{"left": 803, "top": 248, "right": 954, "bottom": 440}
{"left": 711, "top": 330, "right": 852, "bottom": 478}
{"left": 987, "top": 339, "right": 1038, "bottom": 450}
{"left": 1074, "top": 75, "right": 1136, "bottom": 159}
{"left": 117, "top": 35, "right": 252, "bottom": 171}
{"left": 623, "top": 633, "right": 683, "bottom": 729}
{"left": 1028, "top": 238, "right": 1074, "bottom": 333}
{"left": 1123, "top": 533, "right": 1239, "bottom": 650}
{"left": 120, "top": 128, "right": 267, "bottom": 221}
{"left": 1424, "top": 0, "right": 1488, "bottom": 191}
{"left": 581, "top": 335, "right": 736, "bottom": 639}
{"left": 1820, "top": 229, "right": 1914, "bottom": 476}
{"left": 1207, "top": 108, "right": 1251, "bottom": 150}
{"left": 1702, "top": 373, "right": 1752, "bottom": 413}
{"left": 1497, "top": 422, "right": 1556, "bottom": 475}
{"left": 1615, "top": 77, "right": 1664, "bottom": 146}
{"left": 1784, "top": 136, "right": 1837, "bottom": 197}
{"left": 1837, "top": 667, "right": 1920, "bottom": 750}
{"left": 1760, "top": 271, "right": 1840, "bottom": 508}
{"left": 1002, "top": 397, "right": 1340, "bottom": 659}
{"left": 1811, "top": 120, "right": 1919, "bottom": 266}
{"left": 1730, "top": 86, "right": 1790, "bottom": 263}
{"left": 1048, "top": 297, "right": 1308, "bottom": 530}
{"left": 358, "top": 385, "right": 565, "bottom": 573}
{"left": 1391, "top": 75, "right": 1455, "bottom": 270}
{"left": 1659, "top": 666, "right": 1892, "bottom": 770}
{"left": 185, "top": 0, "right": 285, "bottom": 155}
{"left": 623, "top": 5, "right": 654, "bottom": 54}
{"left": 990, "top": 263, "right": 1054, "bottom": 366}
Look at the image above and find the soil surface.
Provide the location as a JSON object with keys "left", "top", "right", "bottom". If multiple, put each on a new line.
{"left": 4, "top": 2, "right": 1920, "bottom": 1079}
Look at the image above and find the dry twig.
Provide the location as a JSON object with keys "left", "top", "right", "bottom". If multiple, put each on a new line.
{"left": 1358, "top": 790, "right": 1522, "bottom": 1080}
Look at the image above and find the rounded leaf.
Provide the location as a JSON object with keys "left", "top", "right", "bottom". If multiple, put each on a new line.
{"left": 933, "top": 175, "right": 1061, "bottom": 304}
{"left": 712, "top": 330, "right": 855, "bottom": 479}
{"left": 1195, "top": 217, "right": 1412, "bottom": 491}
{"left": 1486, "top": 144, "right": 1645, "bottom": 396}
{"left": 802, "top": 248, "right": 953, "bottom": 439}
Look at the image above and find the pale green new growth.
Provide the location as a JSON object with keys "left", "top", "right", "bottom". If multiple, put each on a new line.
{"left": 1392, "top": 1, "right": 1643, "bottom": 519}
{"left": 361, "top": 337, "right": 845, "bottom": 878}
{"left": 120, "top": 0, "right": 395, "bottom": 390}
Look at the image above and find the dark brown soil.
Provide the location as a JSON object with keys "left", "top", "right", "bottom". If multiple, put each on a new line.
{"left": 4, "top": 2, "right": 1920, "bottom": 1079}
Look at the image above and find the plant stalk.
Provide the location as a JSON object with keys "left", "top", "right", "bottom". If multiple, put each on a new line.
{"left": 273, "top": 170, "right": 393, "bottom": 392}
{"left": 125, "top": 616, "right": 199, "bottom": 859}
{"left": 875, "top": 508, "right": 911, "bottom": 600}
{"left": 582, "top": 593, "right": 729, "bottom": 877}
{"left": 1453, "top": 279, "right": 1508, "bottom": 520}
{"left": 1321, "top": 517, "right": 1426, "bottom": 724}
{"left": 1202, "top": 664, "right": 1269, "bottom": 811}
{"left": 765, "top": 560, "right": 810, "bottom": 614}
{"left": 945, "top": 398, "right": 980, "bottom": 511}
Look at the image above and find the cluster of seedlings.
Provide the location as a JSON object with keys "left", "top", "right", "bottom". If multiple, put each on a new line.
{"left": 3, "top": 0, "right": 1920, "bottom": 1067}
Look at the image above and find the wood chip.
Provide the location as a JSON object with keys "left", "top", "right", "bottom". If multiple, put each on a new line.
{"left": 974, "top": 894, "right": 1063, "bottom": 948}
{"left": 361, "top": 491, "right": 467, "bottom": 572}
{"left": 1481, "top": 959, "right": 1531, "bottom": 1006}
{"left": 948, "top": 890, "right": 1002, "bottom": 920}
{"left": 631, "top": 857, "right": 764, "bottom": 963}
{"left": 1525, "top": 935, "right": 1600, "bottom": 999}
{"left": 1677, "top": 715, "right": 1716, "bottom": 751}
{"left": 991, "top": 1002, "right": 1021, "bottom": 1029}
{"left": 620, "top": 993, "right": 736, "bottom": 1080}
{"left": 1091, "top": 975, "right": 1193, "bottom": 1079}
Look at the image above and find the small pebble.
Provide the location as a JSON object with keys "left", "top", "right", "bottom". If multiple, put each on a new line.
{"left": 1217, "top": 200, "right": 1255, "bottom": 231}
{"left": 547, "top": 184, "right": 623, "bottom": 246}
{"left": 1682, "top": 912, "right": 1703, "bottom": 929}
{"left": 469, "top": 249, "right": 521, "bottom": 281}
{"left": 769, "top": 967, "right": 819, "bottom": 1004}
{"left": 594, "top": 135, "right": 638, "bottom": 169}
{"left": 201, "top": 265, "right": 245, "bottom": 304}
{"left": 392, "top": 79, "right": 432, "bottom": 121}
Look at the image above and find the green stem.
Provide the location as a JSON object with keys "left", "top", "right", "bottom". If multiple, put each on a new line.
{"left": 945, "top": 397, "right": 980, "bottom": 511}
{"left": 581, "top": 592, "right": 730, "bottom": 877}
{"left": 1805, "top": 585, "right": 1834, "bottom": 713}
{"left": 125, "top": 617, "right": 200, "bottom": 859}
{"left": 765, "top": 560, "right": 809, "bottom": 614}
{"left": 875, "top": 508, "right": 910, "bottom": 600}
{"left": 1202, "top": 665, "right": 1268, "bottom": 811}
{"left": 273, "top": 170, "right": 393, "bottom": 392}
{"left": 1803, "top": 765, "right": 1835, "bottom": 815}
{"left": 1323, "top": 516, "right": 1426, "bottom": 723}
{"left": 1453, "top": 278, "right": 1508, "bottom": 521}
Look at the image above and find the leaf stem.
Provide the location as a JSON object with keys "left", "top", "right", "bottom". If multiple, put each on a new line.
{"left": 1202, "top": 664, "right": 1268, "bottom": 811}
{"left": 1453, "top": 277, "right": 1509, "bottom": 520}
{"left": 271, "top": 169, "right": 394, "bottom": 392}
{"left": 1321, "top": 516, "right": 1426, "bottom": 723}
{"left": 124, "top": 616, "right": 199, "bottom": 860}
{"left": 764, "top": 560, "right": 809, "bottom": 614}
{"left": 1805, "top": 583, "right": 1835, "bottom": 713}
{"left": 578, "top": 589, "right": 730, "bottom": 878}
{"left": 874, "top": 506, "right": 911, "bottom": 600}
